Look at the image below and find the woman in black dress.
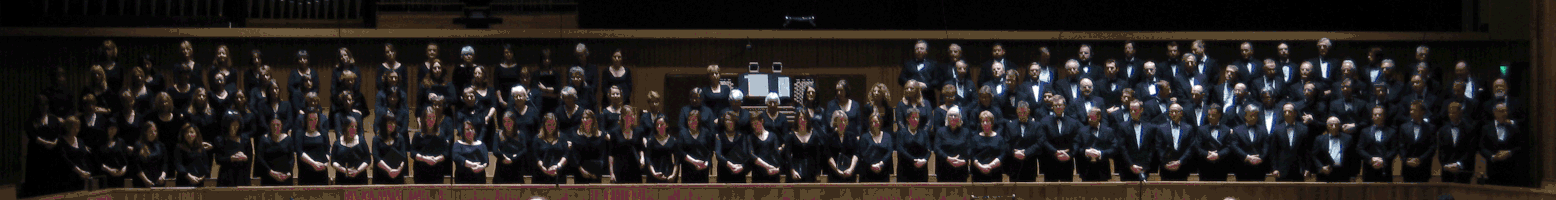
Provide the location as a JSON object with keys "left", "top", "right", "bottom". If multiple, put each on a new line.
{"left": 715, "top": 111, "right": 752, "bottom": 183}
{"left": 173, "top": 125, "right": 210, "bottom": 187}
{"left": 533, "top": 113, "right": 571, "bottom": 184}
{"left": 380, "top": 43, "right": 406, "bottom": 91}
{"left": 134, "top": 125, "right": 168, "bottom": 187}
{"left": 420, "top": 52, "right": 453, "bottom": 110}
{"left": 565, "top": 67, "right": 597, "bottom": 111}
{"left": 748, "top": 104, "right": 784, "bottom": 183}
{"left": 61, "top": 118, "right": 94, "bottom": 192}
{"left": 895, "top": 107, "right": 933, "bottom": 182}
{"left": 453, "top": 119, "right": 491, "bottom": 184}
{"left": 187, "top": 89, "right": 221, "bottom": 146}
{"left": 294, "top": 92, "right": 332, "bottom": 185}
{"left": 151, "top": 93, "right": 186, "bottom": 150}
{"left": 570, "top": 109, "right": 609, "bottom": 184}
{"left": 934, "top": 106, "right": 971, "bottom": 182}
{"left": 418, "top": 43, "right": 443, "bottom": 87}
{"left": 413, "top": 96, "right": 453, "bottom": 184}
{"left": 99, "top": 108, "right": 133, "bottom": 188}
{"left": 760, "top": 93, "right": 788, "bottom": 143}
{"left": 373, "top": 113, "right": 409, "bottom": 185}
{"left": 604, "top": 86, "right": 643, "bottom": 183}
{"left": 257, "top": 117, "right": 295, "bottom": 186}
{"left": 452, "top": 46, "right": 481, "bottom": 92}
{"left": 214, "top": 114, "right": 251, "bottom": 187}
{"left": 495, "top": 44, "right": 523, "bottom": 96}
{"left": 466, "top": 69, "right": 498, "bottom": 145}
{"left": 782, "top": 109, "right": 823, "bottom": 183}
{"left": 678, "top": 108, "right": 714, "bottom": 183}
{"left": 602, "top": 49, "right": 633, "bottom": 104}
{"left": 703, "top": 65, "right": 731, "bottom": 113}
{"left": 645, "top": 117, "right": 679, "bottom": 183}
{"left": 827, "top": 81, "right": 863, "bottom": 135}
{"left": 331, "top": 114, "right": 370, "bottom": 185}
{"left": 255, "top": 80, "right": 291, "bottom": 137}
{"left": 533, "top": 49, "right": 562, "bottom": 112}
{"left": 969, "top": 111, "right": 1008, "bottom": 182}
{"left": 825, "top": 110, "right": 859, "bottom": 183}
{"left": 289, "top": 50, "right": 319, "bottom": 108}
{"left": 333, "top": 48, "right": 363, "bottom": 114}
{"left": 492, "top": 111, "right": 528, "bottom": 184}
{"left": 858, "top": 112, "right": 895, "bottom": 182}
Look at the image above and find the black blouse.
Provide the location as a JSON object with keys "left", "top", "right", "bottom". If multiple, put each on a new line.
{"left": 331, "top": 136, "right": 371, "bottom": 178}
{"left": 678, "top": 127, "right": 715, "bottom": 172}
{"left": 214, "top": 135, "right": 251, "bottom": 171}
{"left": 134, "top": 140, "right": 168, "bottom": 180}
{"left": 858, "top": 133, "right": 894, "bottom": 180}
{"left": 716, "top": 132, "right": 751, "bottom": 167}
{"left": 934, "top": 126, "right": 970, "bottom": 159}
{"left": 257, "top": 135, "right": 295, "bottom": 175}
{"left": 412, "top": 118, "right": 453, "bottom": 163}
{"left": 174, "top": 144, "right": 211, "bottom": 179}
{"left": 493, "top": 131, "right": 528, "bottom": 168}
{"left": 969, "top": 132, "right": 1008, "bottom": 176}
{"left": 749, "top": 131, "right": 783, "bottom": 174}
{"left": 495, "top": 64, "right": 523, "bottom": 90}
{"left": 645, "top": 135, "right": 678, "bottom": 180}
{"left": 97, "top": 138, "right": 133, "bottom": 176}
{"left": 62, "top": 140, "right": 94, "bottom": 182}
{"left": 296, "top": 132, "right": 330, "bottom": 168}
{"left": 895, "top": 126, "right": 933, "bottom": 167}
{"left": 602, "top": 68, "right": 633, "bottom": 103}
{"left": 452, "top": 140, "right": 489, "bottom": 179}
{"left": 826, "top": 128, "right": 858, "bottom": 178}
{"left": 533, "top": 136, "right": 571, "bottom": 177}
{"left": 372, "top": 138, "right": 408, "bottom": 178}
{"left": 569, "top": 131, "right": 609, "bottom": 178}
{"left": 783, "top": 130, "right": 824, "bottom": 182}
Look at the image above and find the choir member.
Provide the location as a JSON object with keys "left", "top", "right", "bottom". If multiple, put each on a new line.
{"left": 533, "top": 113, "right": 571, "bottom": 184}
{"left": 1231, "top": 105, "right": 1270, "bottom": 182}
{"left": 826, "top": 110, "right": 859, "bottom": 183}
{"left": 209, "top": 54, "right": 236, "bottom": 113}
{"left": 1232, "top": 42, "right": 1261, "bottom": 84}
{"left": 1120, "top": 41, "right": 1143, "bottom": 87}
{"left": 1027, "top": 61, "right": 1054, "bottom": 114}
{"left": 1196, "top": 103, "right": 1233, "bottom": 181}
{"left": 1076, "top": 44, "right": 1097, "bottom": 80}
{"left": 421, "top": 51, "right": 453, "bottom": 110}
{"left": 902, "top": 40, "right": 939, "bottom": 97}
{"left": 786, "top": 109, "right": 824, "bottom": 183}
{"left": 150, "top": 93, "right": 186, "bottom": 149}
{"left": 61, "top": 118, "right": 93, "bottom": 192}
{"left": 294, "top": 92, "right": 331, "bottom": 185}
{"left": 187, "top": 89, "right": 220, "bottom": 145}
{"left": 969, "top": 111, "right": 1006, "bottom": 182}
{"left": 413, "top": 96, "right": 453, "bottom": 184}
{"left": 1307, "top": 38, "right": 1340, "bottom": 84}
{"left": 750, "top": 95, "right": 786, "bottom": 183}
{"left": 419, "top": 43, "right": 444, "bottom": 85}
{"left": 570, "top": 43, "right": 599, "bottom": 108}
{"left": 1357, "top": 106, "right": 1395, "bottom": 182}
{"left": 334, "top": 57, "right": 365, "bottom": 114}
{"left": 169, "top": 41, "right": 199, "bottom": 108}
{"left": 492, "top": 111, "right": 527, "bottom": 184}
{"left": 897, "top": 103, "right": 934, "bottom": 182}
{"left": 1098, "top": 60, "right": 1125, "bottom": 107}
{"left": 558, "top": 87, "right": 585, "bottom": 134}
{"left": 1272, "top": 103, "right": 1309, "bottom": 182}
{"left": 946, "top": 60, "right": 976, "bottom": 107}
{"left": 680, "top": 108, "right": 716, "bottom": 183}
{"left": 1161, "top": 43, "right": 1183, "bottom": 84}
{"left": 604, "top": 86, "right": 643, "bottom": 183}
{"left": 1437, "top": 101, "right": 1475, "bottom": 184}
{"left": 452, "top": 46, "right": 480, "bottom": 91}
{"left": 603, "top": 49, "right": 634, "bottom": 104}
{"left": 994, "top": 70, "right": 1025, "bottom": 120}
{"left": 246, "top": 50, "right": 271, "bottom": 96}
{"left": 381, "top": 43, "right": 406, "bottom": 91}
{"left": 214, "top": 114, "right": 251, "bottom": 187}
{"left": 289, "top": 50, "right": 320, "bottom": 110}
{"left": 332, "top": 115, "right": 370, "bottom": 184}
{"left": 1480, "top": 103, "right": 1523, "bottom": 186}
{"left": 1313, "top": 117, "right": 1354, "bottom": 182}
{"left": 682, "top": 88, "right": 714, "bottom": 142}
{"left": 980, "top": 42, "right": 1010, "bottom": 82}
{"left": 1192, "top": 40, "right": 1219, "bottom": 81}
{"left": 703, "top": 64, "right": 732, "bottom": 116}
{"left": 1158, "top": 104, "right": 1196, "bottom": 181}
{"left": 80, "top": 93, "right": 113, "bottom": 161}
{"left": 717, "top": 111, "right": 753, "bottom": 183}
{"left": 1039, "top": 98, "right": 1079, "bottom": 182}
{"left": 453, "top": 119, "right": 491, "bottom": 184}
{"left": 1077, "top": 108, "right": 1115, "bottom": 182}
{"left": 100, "top": 40, "right": 125, "bottom": 93}
{"left": 1115, "top": 100, "right": 1155, "bottom": 181}
{"left": 535, "top": 49, "right": 561, "bottom": 110}
{"left": 640, "top": 91, "right": 667, "bottom": 145}
{"left": 570, "top": 109, "right": 608, "bottom": 184}
{"left": 566, "top": 67, "right": 596, "bottom": 111}
{"left": 495, "top": 45, "right": 523, "bottom": 101}
{"left": 645, "top": 117, "right": 680, "bottom": 183}
{"left": 172, "top": 125, "right": 210, "bottom": 187}
{"left": 134, "top": 125, "right": 169, "bottom": 187}
{"left": 257, "top": 118, "right": 295, "bottom": 186}
{"left": 459, "top": 80, "right": 495, "bottom": 146}
{"left": 100, "top": 103, "right": 134, "bottom": 188}
{"left": 1399, "top": 101, "right": 1436, "bottom": 183}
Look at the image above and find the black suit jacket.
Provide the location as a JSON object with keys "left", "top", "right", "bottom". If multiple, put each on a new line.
{"left": 1271, "top": 122, "right": 1309, "bottom": 176}
{"left": 1304, "top": 57, "right": 1342, "bottom": 83}
{"left": 1311, "top": 133, "right": 1354, "bottom": 180}
{"left": 1156, "top": 122, "right": 1196, "bottom": 166}
{"left": 1196, "top": 124, "right": 1235, "bottom": 164}
{"left": 1229, "top": 124, "right": 1272, "bottom": 167}
{"left": 1479, "top": 122, "right": 1523, "bottom": 172}
{"left": 1116, "top": 121, "right": 1157, "bottom": 173}
{"left": 902, "top": 58, "right": 940, "bottom": 87}
{"left": 1397, "top": 122, "right": 1436, "bottom": 168}
{"left": 980, "top": 59, "right": 1011, "bottom": 83}
{"left": 1040, "top": 115, "right": 1083, "bottom": 156}
{"left": 1232, "top": 58, "right": 1263, "bottom": 85}
{"left": 1075, "top": 125, "right": 1116, "bottom": 179}
{"left": 1356, "top": 126, "right": 1398, "bottom": 171}
{"left": 1436, "top": 122, "right": 1475, "bottom": 169}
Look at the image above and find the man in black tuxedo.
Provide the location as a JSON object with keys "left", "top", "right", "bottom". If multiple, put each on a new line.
{"left": 1057, "top": 59, "right": 1084, "bottom": 101}
{"left": 1484, "top": 78, "right": 1524, "bottom": 124}
{"left": 1070, "top": 78, "right": 1104, "bottom": 119}
{"left": 1026, "top": 62, "right": 1054, "bottom": 114}
{"left": 1208, "top": 65, "right": 1239, "bottom": 115}
{"left": 1040, "top": 98, "right": 1081, "bottom": 182}
{"left": 1356, "top": 106, "right": 1397, "bottom": 182}
{"left": 1231, "top": 105, "right": 1272, "bottom": 181}
{"left": 1076, "top": 44, "right": 1098, "bottom": 80}
{"left": 1179, "top": 54, "right": 1207, "bottom": 95}
{"left": 1115, "top": 100, "right": 1156, "bottom": 181}
{"left": 1232, "top": 42, "right": 1262, "bottom": 85}
{"left": 1437, "top": 101, "right": 1476, "bottom": 183}
{"left": 1161, "top": 42, "right": 1185, "bottom": 83}
{"left": 945, "top": 60, "right": 977, "bottom": 108}
{"left": 1312, "top": 117, "right": 1354, "bottom": 182}
{"left": 1141, "top": 81, "right": 1174, "bottom": 124}
{"left": 1006, "top": 102, "right": 1043, "bottom": 182}
{"left": 1480, "top": 103, "right": 1523, "bottom": 186}
{"left": 1076, "top": 108, "right": 1115, "bottom": 181}
{"left": 1185, "top": 85, "right": 1212, "bottom": 127}
{"left": 1277, "top": 42, "right": 1298, "bottom": 83}
{"left": 1099, "top": 59, "right": 1126, "bottom": 106}
{"left": 1398, "top": 101, "right": 1436, "bottom": 183}
{"left": 1271, "top": 103, "right": 1309, "bottom": 181}
{"left": 1254, "top": 59, "right": 1286, "bottom": 100}
{"left": 1196, "top": 104, "right": 1234, "bottom": 181}
{"left": 1306, "top": 38, "right": 1340, "bottom": 84}
{"left": 980, "top": 43, "right": 1010, "bottom": 83}
{"left": 1108, "top": 88, "right": 1138, "bottom": 126}
{"left": 1191, "top": 40, "right": 1218, "bottom": 82}
{"left": 902, "top": 40, "right": 940, "bottom": 101}
{"left": 1327, "top": 79, "right": 1365, "bottom": 131}
{"left": 1121, "top": 41, "right": 1145, "bottom": 87}
{"left": 997, "top": 69, "right": 1029, "bottom": 120}
{"left": 1157, "top": 103, "right": 1197, "bottom": 181}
